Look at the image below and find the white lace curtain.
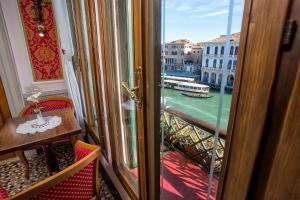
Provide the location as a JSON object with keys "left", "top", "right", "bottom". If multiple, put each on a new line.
{"left": 52, "top": 0, "right": 84, "bottom": 127}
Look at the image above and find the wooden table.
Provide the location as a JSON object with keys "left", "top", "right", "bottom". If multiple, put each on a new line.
{"left": 0, "top": 109, "right": 82, "bottom": 173}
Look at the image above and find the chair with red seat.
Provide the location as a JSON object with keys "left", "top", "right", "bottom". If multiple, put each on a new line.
{"left": 2, "top": 141, "right": 100, "bottom": 200}
{"left": 17, "top": 96, "right": 76, "bottom": 178}
{"left": 19, "top": 96, "right": 74, "bottom": 117}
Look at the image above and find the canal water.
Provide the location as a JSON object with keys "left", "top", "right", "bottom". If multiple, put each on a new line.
{"left": 162, "top": 88, "right": 232, "bottom": 129}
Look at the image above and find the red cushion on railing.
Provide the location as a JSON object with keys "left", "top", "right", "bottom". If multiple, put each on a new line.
{"left": 0, "top": 187, "right": 8, "bottom": 200}
{"left": 31, "top": 146, "right": 95, "bottom": 200}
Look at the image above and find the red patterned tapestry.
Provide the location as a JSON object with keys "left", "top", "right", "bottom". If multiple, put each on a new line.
{"left": 18, "top": 0, "right": 63, "bottom": 81}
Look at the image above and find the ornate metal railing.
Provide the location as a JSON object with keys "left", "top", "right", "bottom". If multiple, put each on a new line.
{"left": 161, "top": 106, "right": 226, "bottom": 178}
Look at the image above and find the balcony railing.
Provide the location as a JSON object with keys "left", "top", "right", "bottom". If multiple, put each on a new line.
{"left": 161, "top": 106, "right": 226, "bottom": 178}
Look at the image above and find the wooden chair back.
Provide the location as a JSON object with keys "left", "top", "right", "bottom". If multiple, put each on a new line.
{"left": 19, "top": 96, "right": 74, "bottom": 116}
{"left": 7, "top": 141, "right": 100, "bottom": 200}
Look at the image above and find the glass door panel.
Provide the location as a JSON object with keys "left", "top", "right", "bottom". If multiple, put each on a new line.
{"left": 207, "top": 0, "right": 245, "bottom": 198}
{"left": 160, "top": 0, "right": 245, "bottom": 199}
{"left": 113, "top": 0, "right": 139, "bottom": 195}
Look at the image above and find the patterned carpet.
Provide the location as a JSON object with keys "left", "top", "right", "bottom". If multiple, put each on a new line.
{"left": 0, "top": 143, "right": 119, "bottom": 199}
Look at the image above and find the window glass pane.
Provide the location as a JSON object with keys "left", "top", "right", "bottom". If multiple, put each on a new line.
{"left": 113, "top": 0, "right": 139, "bottom": 192}
{"left": 79, "top": 0, "right": 97, "bottom": 122}
{"left": 160, "top": 0, "right": 245, "bottom": 199}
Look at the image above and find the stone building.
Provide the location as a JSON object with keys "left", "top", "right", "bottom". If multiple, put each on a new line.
{"left": 163, "top": 39, "right": 193, "bottom": 71}
{"left": 201, "top": 33, "right": 240, "bottom": 90}
{"left": 190, "top": 43, "right": 203, "bottom": 73}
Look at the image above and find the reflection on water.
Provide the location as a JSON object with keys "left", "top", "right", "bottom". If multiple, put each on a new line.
{"left": 162, "top": 88, "right": 232, "bottom": 129}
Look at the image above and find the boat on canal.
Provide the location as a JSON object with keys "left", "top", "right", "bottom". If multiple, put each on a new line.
{"left": 162, "top": 76, "right": 211, "bottom": 98}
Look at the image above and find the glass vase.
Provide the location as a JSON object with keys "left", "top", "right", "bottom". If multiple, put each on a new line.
{"left": 36, "top": 112, "right": 46, "bottom": 126}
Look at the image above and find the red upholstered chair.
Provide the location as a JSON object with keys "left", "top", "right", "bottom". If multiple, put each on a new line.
{"left": 0, "top": 187, "right": 8, "bottom": 200}
{"left": 5, "top": 141, "right": 100, "bottom": 200}
{"left": 19, "top": 96, "right": 74, "bottom": 117}
{"left": 17, "top": 96, "right": 75, "bottom": 178}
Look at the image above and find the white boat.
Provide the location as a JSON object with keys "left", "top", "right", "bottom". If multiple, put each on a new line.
{"left": 163, "top": 75, "right": 195, "bottom": 82}
{"left": 162, "top": 76, "right": 211, "bottom": 98}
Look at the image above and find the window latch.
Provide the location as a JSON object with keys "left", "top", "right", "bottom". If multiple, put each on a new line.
{"left": 282, "top": 19, "right": 297, "bottom": 47}
{"left": 121, "top": 66, "right": 143, "bottom": 108}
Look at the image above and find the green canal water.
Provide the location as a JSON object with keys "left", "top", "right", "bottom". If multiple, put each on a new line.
{"left": 162, "top": 89, "right": 232, "bottom": 129}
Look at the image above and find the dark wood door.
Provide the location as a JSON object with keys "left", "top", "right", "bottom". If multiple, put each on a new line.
{"left": 261, "top": 61, "right": 300, "bottom": 199}
{"left": 0, "top": 77, "right": 11, "bottom": 129}
{"left": 219, "top": 0, "right": 300, "bottom": 198}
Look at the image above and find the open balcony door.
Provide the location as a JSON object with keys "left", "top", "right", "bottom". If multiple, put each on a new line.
{"left": 219, "top": 0, "right": 300, "bottom": 198}
{"left": 94, "top": 0, "right": 161, "bottom": 199}
{"left": 77, "top": 0, "right": 299, "bottom": 198}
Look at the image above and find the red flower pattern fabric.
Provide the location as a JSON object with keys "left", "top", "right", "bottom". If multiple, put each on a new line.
{"left": 18, "top": 0, "right": 63, "bottom": 81}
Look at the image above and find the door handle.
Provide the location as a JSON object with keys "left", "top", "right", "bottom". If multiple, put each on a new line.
{"left": 121, "top": 66, "right": 143, "bottom": 108}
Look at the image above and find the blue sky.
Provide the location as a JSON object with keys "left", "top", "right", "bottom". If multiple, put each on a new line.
{"left": 163, "top": 0, "right": 245, "bottom": 43}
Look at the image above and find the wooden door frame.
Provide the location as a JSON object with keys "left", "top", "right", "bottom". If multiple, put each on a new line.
{"left": 140, "top": 0, "right": 161, "bottom": 199}
{"left": 250, "top": 0, "right": 300, "bottom": 197}
{"left": 73, "top": 0, "right": 295, "bottom": 199}
{"left": 218, "top": 0, "right": 292, "bottom": 198}
{"left": 95, "top": 0, "right": 161, "bottom": 199}
{"left": 71, "top": 0, "right": 108, "bottom": 158}
{"left": 123, "top": 0, "right": 296, "bottom": 198}
{"left": 260, "top": 61, "right": 300, "bottom": 199}
{"left": 97, "top": 0, "right": 140, "bottom": 199}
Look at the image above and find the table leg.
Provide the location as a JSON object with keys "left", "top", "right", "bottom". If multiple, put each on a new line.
{"left": 15, "top": 150, "right": 29, "bottom": 179}
{"left": 42, "top": 144, "right": 59, "bottom": 174}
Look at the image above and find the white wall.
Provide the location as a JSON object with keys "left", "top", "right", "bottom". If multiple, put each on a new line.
{"left": 0, "top": 0, "right": 67, "bottom": 97}
{"left": 0, "top": 4, "right": 24, "bottom": 117}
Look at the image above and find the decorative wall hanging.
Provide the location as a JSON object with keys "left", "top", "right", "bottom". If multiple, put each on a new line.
{"left": 18, "top": 0, "right": 64, "bottom": 81}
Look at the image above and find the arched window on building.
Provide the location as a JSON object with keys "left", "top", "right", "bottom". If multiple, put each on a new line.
{"left": 221, "top": 46, "right": 225, "bottom": 55}
{"left": 233, "top": 60, "right": 237, "bottom": 70}
{"left": 219, "top": 59, "right": 223, "bottom": 69}
{"left": 211, "top": 73, "right": 216, "bottom": 84}
{"left": 214, "top": 46, "right": 218, "bottom": 55}
{"left": 203, "top": 72, "right": 209, "bottom": 82}
{"left": 218, "top": 74, "right": 222, "bottom": 85}
{"left": 227, "top": 60, "right": 232, "bottom": 69}
{"left": 213, "top": 59, "right": 217, "bottom": 68}
{"left": 227, "top": 74, "right": 235, "bottom": 87}
{"left": 230, "top": 46, "right": 234, "bottom": 55}
{"left": 235, "top": 46, "right": 239, "bottom": 55}
{"left": 205, "top": 59, "right": 209, "bottom": 67}
{"left": 206, "top": 46, "right": 210, "bottom": 55}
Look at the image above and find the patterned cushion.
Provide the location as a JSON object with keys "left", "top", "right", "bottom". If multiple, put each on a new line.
{"left": 31, "top": 146, "right": 95, "bottom": 200}
{"left": 0, "top": 187, "right": 8, "bottom": 200}
{"left": 22, "top": 99, "right": 73, "bottom": 116}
